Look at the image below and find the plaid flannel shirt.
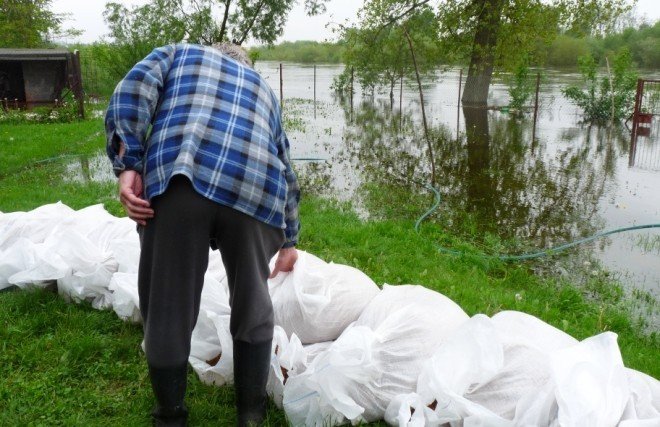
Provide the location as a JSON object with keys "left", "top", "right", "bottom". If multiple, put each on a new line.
{"left": 105, "top": 44, "right": 300, "bottom": 247}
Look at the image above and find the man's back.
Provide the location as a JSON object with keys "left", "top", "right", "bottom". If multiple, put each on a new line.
{"left": 106, "top": 43, "right": 299, "bottom": 246}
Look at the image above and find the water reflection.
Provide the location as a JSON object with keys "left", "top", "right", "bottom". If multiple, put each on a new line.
{"left": 341, "top": 102, "right": 631, "bottom": 253}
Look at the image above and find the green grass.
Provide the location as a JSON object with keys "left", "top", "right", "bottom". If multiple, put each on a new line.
{"left": 0, "top": 119, "right": 658, "bottom": 425}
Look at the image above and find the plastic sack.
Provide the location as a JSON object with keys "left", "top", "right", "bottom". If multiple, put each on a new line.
{"left": 109, "top": 272, "right": 141, "bottom": 323}
{"left": 408, "top": 314, "right": 506, "bottom": 425}
{"left": 50, "top": 228, "right": 117, "bottom": 309}
{"left": 268, "top": 326, "right": 310, "bottom": 408}
{"left": 188, "top": 311, "right": 233, "bottom": 386}
{"left": 1, "top": 238, "right": 68, "bottom": 289}
{"left": 463, "top": 311, "right": 579, "bottom": 421}
{"left": 283, "top": 284, "right": 469, "bottom": 425}
{"left": 384, "top": 393, "right": 434, "bottom": 427}
{"left": 107, "top": 237, "right": 141, "bottom": 274}
{"left": 269, "top": 250, "right": 380, "bottom": 344}
{"left": 0, "top": 202, "right": 74, "bottom": 251}
{"left": 619, "top": 368, "right": 660, "bottom": 423}
{"left": 551, "top": 332, "right": 630, "bottom": 427}
{"left": 206, "top": 249, "right": 228, "bottom": 288}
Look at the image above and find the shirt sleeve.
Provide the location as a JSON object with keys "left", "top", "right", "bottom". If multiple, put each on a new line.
{"left": 105, "top": 45, "right": 176, "bottom": 175}
{"left": 276, "top": 126, "right": 301, "bottom": 248}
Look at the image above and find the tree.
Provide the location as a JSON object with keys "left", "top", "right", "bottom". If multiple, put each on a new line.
{"left": 103, "top": 0, "right": 332, "bottom": 47}
{"left": 336, "top": 2, "right": 442, "bottom": 106}
{"left": 344, "top": 0, "right": 630, "bottom": 106}
{"left": 0, "top": 0, "right": 79, "bottom": 48}
{"left": 99, "top": 0, "right": 330, "bottom": 85}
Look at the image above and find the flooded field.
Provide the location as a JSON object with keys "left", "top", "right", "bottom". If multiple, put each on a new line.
{"left": 255, "top": 62, "right": 660, "bottom": 304}
{"left": 73, "top": 62, "right": 660, "bottom": 312}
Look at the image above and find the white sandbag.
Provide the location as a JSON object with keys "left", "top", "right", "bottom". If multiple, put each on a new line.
{"left": 465, "top": 311, "right": 578, "bottom": 425}
{"left": 206, "top": 249, "right": 228, "bottom": 286}
{"left": 188, "top": 275, "right": 233, "bottom": 385}
{"left": 108, "top": 237, "right": 141, "bottom": 274}
{"left": 109, "top": 272, "right": 141, "bottom": 323}
{"left": 462, "top": 311, "right": 579, "bottom": 421}
{"left": 269, "top": 250, "right": 380, "bottom": 344}
{"left": 408, "top": 314, "right": 505, "bottom": 425}
{"left": 199, "top": 274, "right": 231, "bottom": 317}
{"left": 268, "top": 326, "right": 309, "bottom": 408}
{"left": 283, "top": 284, "right": 469, "bottom": 424}
{"left": 49, "top": 204, "right": 134, "bottom": 246}
{"left": 188, "top": 312, "right": 233, "bottom": 386}
{"left": 619, "top": 368, "right": 660, "bottom": 423}
{"left": 271, "top": 339, "right": 334, "bottom": 411}
{"left": 283, "top": 325, "right": 380, "bottom": 426}
{"left": 490, "top": 310, "right": 578, "bottom": 353}
{"left": 48, "top": 228, "right": 117, "bottom": 308}
{"left": 2, "top": 238, "right": 68, "bottom": 289}
{"left": 384, "top": 393, "right": 432, "bottom": 427}
{"left": 465, "top": 344, "right": 550, "bottom": 421}
{"left": 551, "top": 332, "right": 629, "bottom": 427}
{"left": 303, "top": 341, "right": 333, "bottom": 366}
{"left": 0, "top": 202, "right": 74, "bottom": 251}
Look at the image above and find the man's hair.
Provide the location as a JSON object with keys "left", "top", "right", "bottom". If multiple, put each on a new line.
{"left": 212, "top": 42, "right": 253, "bottom": 68}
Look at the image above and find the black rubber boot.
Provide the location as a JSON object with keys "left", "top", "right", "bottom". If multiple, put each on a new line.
{"left": 149, "top": 364, "right": 189, "bottom": 427}
{"left": 233, "top": 339, "right": 272, "bottom": 426}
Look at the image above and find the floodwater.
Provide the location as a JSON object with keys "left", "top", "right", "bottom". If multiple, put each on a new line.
{"left": 255, "top": 62, "right": 660, "bottom": 306}
{"left": 72, "top": 63, "right": 660, "bottom": 314}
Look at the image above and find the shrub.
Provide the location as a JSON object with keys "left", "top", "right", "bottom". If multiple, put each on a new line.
{"left": 562, "top": 49, "right": 638, "bottom": 123}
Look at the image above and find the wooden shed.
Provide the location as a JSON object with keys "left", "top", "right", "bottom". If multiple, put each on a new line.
{"left": 0, "top": 48, "right": 84, "bottom": 117}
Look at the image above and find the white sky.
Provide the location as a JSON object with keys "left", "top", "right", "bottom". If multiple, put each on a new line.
{"left": 51, "top": 0, "right": 660, "bottom": 45}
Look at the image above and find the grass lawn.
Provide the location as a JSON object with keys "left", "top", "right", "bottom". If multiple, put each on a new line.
{"left": 0, "top": 118, "right": 657, "bottom": 425}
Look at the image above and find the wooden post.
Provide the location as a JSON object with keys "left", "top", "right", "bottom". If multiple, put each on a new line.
{"left": 532, "top": 72, "right": 541, "bottom": 141}
{"left": 605, "top": 57, "right": 614, "bottom": 125}
{"left": 399, "top": 73, "right": 403, "bottom": 128}
{"left": 72, "top": 50, "right": 85, "bottom": 119}
{"left": 457, "top": 69, "right": 463, "bottom": 109}
{"left": 457, "top": 69, "right": 463, "bottom": 139}
{"left": 279, "top": 63, "right": 283, "bottom": 107}
{"left": 350, "top": 66, "right": 354, "bottom": 122}
{"left": 313, "top": 64, "right": 317, "bottom": 119}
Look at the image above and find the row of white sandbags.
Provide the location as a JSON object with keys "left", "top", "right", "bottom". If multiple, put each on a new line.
{"left": 2, "top": 203, "right": 659, "bottom": 426}
{"left": 0, "top": 203, "right": 380, "bottom": 386}
{"left": 0, "top": 203, "right": 138, "bottom": 308}
{"left": 269, "top": 290, "right": 660, "bottom": 427}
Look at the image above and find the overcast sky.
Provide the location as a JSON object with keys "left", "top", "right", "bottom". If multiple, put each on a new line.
{"left": 51, "top": 0, "right": 660, "bottom": 45}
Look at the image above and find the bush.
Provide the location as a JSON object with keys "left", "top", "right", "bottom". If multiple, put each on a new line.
{"left": 562, "top": 49, "right": 638, "bottom": 123}
{"left": 507, "top": 63, "right": 535, "bottom": 111}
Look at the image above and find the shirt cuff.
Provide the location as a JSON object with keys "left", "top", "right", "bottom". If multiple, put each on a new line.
{"left": 281, "top": 241, "right": 297, "bottom": 249}
{"left": 112, "top": 155, "right": 144, "bottom": 177}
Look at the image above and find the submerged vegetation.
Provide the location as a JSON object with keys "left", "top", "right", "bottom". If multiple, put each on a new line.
{"left": 562, "top": 49, "right": 638, "bottom": 123}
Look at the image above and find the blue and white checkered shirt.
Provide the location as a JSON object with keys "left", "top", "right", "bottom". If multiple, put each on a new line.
{"left": 105, "top": 44, "right": 300, "bottom": 246}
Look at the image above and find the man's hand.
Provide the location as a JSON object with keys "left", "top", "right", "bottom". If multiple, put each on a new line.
{"left": 269, "top": 247, "right": 298, "bottom": 278}
{"left": 118, "top": 170, "right": 153, "bottom": 226}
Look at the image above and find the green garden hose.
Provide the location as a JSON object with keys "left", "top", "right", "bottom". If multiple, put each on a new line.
{"left": 415, "top": 183, "right": 660, "bottom": 261}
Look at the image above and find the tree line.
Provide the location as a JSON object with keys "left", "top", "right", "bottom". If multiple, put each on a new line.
{"left": 250, "top": 22, "right": 660, "bottom": 71}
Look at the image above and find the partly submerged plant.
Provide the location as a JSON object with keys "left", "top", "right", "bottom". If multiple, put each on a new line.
{"left": 562, "top": 49, "right": 638, "bottom": 124}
